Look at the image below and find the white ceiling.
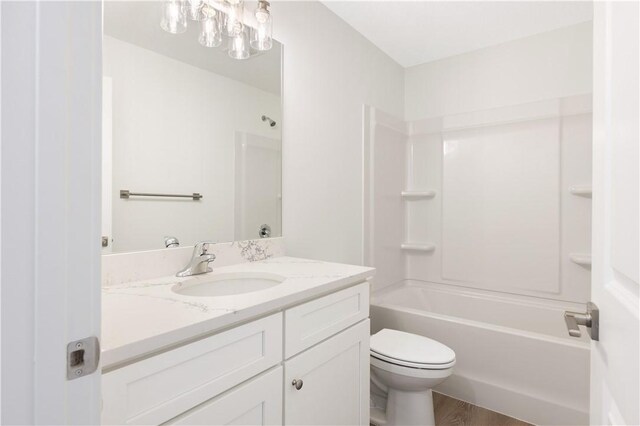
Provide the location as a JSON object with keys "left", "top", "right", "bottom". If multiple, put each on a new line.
{"left": 322, "top": 1, "right": 593, "bottom": 68}
{"left": 104, "top": 1, "right": 281, "bottom": 94}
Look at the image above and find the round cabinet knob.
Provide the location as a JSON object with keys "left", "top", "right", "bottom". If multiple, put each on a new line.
{"left": 291, "top": 379, "right": 303, "bottom": 390}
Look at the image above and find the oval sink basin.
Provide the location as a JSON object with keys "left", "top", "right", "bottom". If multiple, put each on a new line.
{"left": 172, "top": 272, "right": 286, "bottom": 297}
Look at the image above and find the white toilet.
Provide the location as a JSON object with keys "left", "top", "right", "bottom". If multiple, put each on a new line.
{"left": 370, "top": 329, "right": 456, "bottom": 426}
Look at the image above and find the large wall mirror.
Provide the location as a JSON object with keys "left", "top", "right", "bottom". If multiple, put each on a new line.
{"left": 102, "top": 1, "right": 282, "bottom": 253}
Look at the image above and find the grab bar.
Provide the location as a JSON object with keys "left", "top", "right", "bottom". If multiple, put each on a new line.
{"left": 120, "top": 189, "right": 202, "bottom": 200}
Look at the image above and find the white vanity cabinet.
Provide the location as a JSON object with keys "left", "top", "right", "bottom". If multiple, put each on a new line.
{"left": 102, "top": 282, "right": 370, "bottom": 426}
{"left": 283, "top": 282, "right": 370, "bottom": 425}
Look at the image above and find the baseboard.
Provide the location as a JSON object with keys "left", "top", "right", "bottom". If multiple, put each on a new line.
{"left": 435, "top": 373, "right": 589, "bottom": 425}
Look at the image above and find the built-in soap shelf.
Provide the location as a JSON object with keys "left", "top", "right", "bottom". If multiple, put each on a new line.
{"left": 569, "top": 253, "right": 592, "bottom": 266}
{"left": 569, "top": 185, "right": 592, "bottom": 198}
{"left": 401, "top": 190, "right": 436, "bottom": 199}
{"left": 401, "top": 243, "right": 435, "bottom": 252}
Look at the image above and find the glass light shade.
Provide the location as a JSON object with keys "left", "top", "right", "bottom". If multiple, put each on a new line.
{"left": 186, "top": 0, "right": 204, "bottom": 21}
{"left": 224, "top": 1, "right": 244, "bottom": 36}
{"left": 250, "top": 16, "right": 272, "bottom": 51}
{"left": 160, "top": 0, "right": 187, "bottom": 34}
{"left": 228, "top": 26, "right": 250, "bottom": 60}
{"left": 199, "top": 12, "right": 222, "bottom": 48}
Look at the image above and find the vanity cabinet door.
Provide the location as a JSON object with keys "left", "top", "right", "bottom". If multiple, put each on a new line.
{"left": 166, "top": 367, "right": 283, "bottom": 425}
{"left": 284, "top": 320, "right": 370, "bottom": 426}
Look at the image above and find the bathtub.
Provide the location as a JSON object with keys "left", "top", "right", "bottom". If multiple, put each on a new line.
{"left": 370, "top": 280, "right": 590, "bottom": 426}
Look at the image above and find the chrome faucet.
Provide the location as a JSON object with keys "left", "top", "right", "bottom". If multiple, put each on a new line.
{"left": 176, "top": 241, "right": 216, "bottom": 277}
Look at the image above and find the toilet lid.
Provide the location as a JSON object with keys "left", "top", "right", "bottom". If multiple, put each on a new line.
{"left": 370, "top": 329, "right": 455, "bottom": 367}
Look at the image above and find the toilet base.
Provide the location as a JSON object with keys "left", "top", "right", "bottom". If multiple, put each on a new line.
{"left": 386, "top": 388, "right": 435, "bottom": 426}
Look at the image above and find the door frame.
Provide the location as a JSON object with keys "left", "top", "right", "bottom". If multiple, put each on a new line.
{"left": 1, "top": 1, "right": 103, "bottom": 424}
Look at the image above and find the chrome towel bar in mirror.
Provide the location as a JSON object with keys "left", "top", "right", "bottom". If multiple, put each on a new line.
{"left": 120, "top": 190, "right": 202, "bottom": 200}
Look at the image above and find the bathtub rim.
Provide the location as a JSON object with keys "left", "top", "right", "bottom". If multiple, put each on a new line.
{"left": 371, "top": 280, "right": 591, "bottom": 349}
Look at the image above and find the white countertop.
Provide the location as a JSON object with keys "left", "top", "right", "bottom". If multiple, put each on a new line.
{"left": 102, "top": 256, "right": 375, "bottom": 370}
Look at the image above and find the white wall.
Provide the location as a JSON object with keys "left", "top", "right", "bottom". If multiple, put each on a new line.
{"left": 272, "top": 2, "right": 404, "bottom": 265}
{"left": 104, "top": 36, "right": 281, "bottom": 252}
{"left": 405, "top": 22, "right": 592, "bottom": 120}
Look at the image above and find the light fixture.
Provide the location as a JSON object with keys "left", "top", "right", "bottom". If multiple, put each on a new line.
{"left": 250, "top": 0, "right": 272, "bottom": 51}
{"left": 198, "top": 9, "right": 222, "bottom": 47}
{"left": 224, "top": 0, "right": 244, "bottom": 37}
{"left": 160, "top": 0, "right": 187, "bottom": 34}
{"left": 160, "top": 0, "right": 274, "bottom": 60}
{"left": 186, "top": 0, "right": 204, "bottom": 21}
{"left": 228, "top": 25, "right": 250, "bottom": 60}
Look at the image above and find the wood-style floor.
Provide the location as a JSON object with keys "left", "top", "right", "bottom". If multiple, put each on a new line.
{"left": 434, "top": 392, "right": 533, "bottom": 426}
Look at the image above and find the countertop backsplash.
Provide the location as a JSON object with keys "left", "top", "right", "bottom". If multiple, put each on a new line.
{"left": 102, "top": 237, "right": 285, "bottom": 287}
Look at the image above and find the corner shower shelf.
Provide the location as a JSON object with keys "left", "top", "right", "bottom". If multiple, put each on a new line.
{"left": 401, "top": 243, "right": 435, "bottom": 252}
{"left": 401, "top": 190, "right": 436, "bottom": 199}
{"left": 569, "top": 185, "right": 592, "bottom": 198}
{"left": 569, "top": 253, "right": 592, "bottom": 266}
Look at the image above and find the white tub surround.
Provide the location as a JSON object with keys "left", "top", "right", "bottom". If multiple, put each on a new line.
{"left": 102, "top": 256, "right": 374, "bottom": 370}
{"left": 364, "top": 95, "right": 592, "bottom": 302}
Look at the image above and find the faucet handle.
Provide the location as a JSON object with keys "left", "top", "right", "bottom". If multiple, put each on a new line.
{"left": 194, "top": 241, "right": 216, "bottom": 255}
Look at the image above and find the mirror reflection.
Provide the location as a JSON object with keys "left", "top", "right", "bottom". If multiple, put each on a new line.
{"left": 102, "top": 1, "right": 282, "bottom": 253}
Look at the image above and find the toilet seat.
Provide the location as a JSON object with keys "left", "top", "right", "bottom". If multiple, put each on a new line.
{"left": 371, "top": 352, "right": 456, "bottom": 369}
{"left": 370, "top": 355, "right": 453, "bottom": 379}
{"left": 370, "top": 329, "right": 455, "bottom": 370}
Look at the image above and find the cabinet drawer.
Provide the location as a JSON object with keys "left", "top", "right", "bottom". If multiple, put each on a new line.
{"left": 167, "top": 367, "right": 283, "bottom": 425}
{"left": 102, "top": 313, "right": 283, "bottom": 425}
{"left": 284, "top": 282, "right": 369, "bottom": 358}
